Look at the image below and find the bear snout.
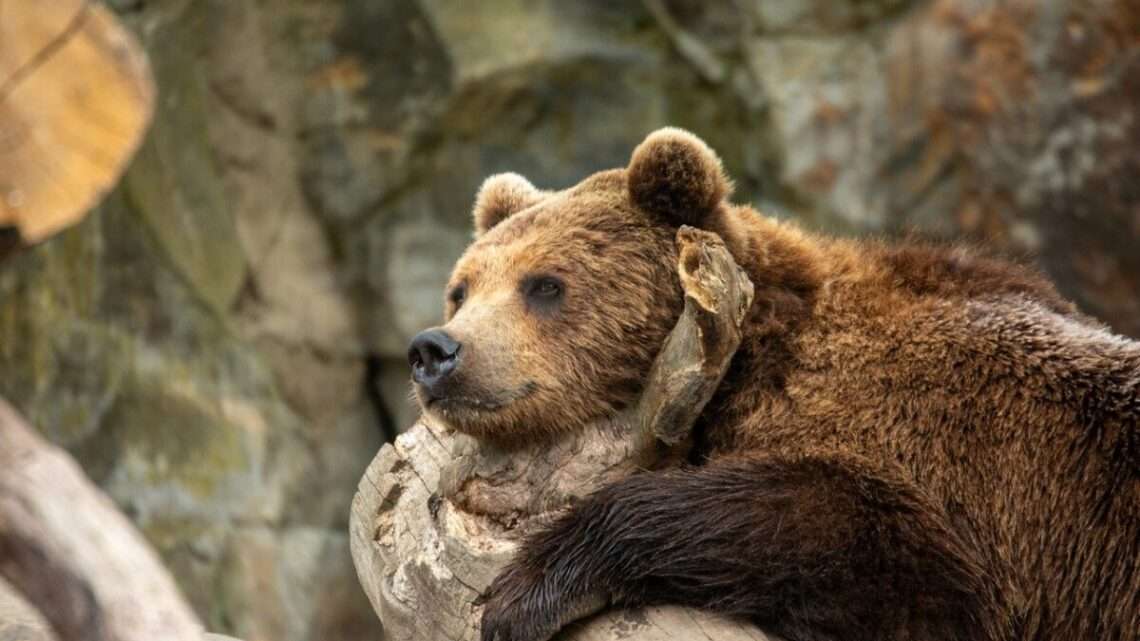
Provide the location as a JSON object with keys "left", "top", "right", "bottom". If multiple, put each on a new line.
{"left": 407, "top": 328, "right": 462, "bottom": 395}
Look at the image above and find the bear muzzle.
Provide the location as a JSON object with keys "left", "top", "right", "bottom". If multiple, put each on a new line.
{"left": 408, "top": 328, "right": 462, "bottom": 398}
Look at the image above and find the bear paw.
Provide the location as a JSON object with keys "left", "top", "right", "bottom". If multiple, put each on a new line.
{"left": 478, "top": 562, "right": 606, "bottom": 641}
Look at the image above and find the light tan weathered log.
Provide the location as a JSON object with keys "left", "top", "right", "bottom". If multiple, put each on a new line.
{"left": 0, "top": 0, "right": 155, "bottom": 245}
{"left": 0, "top": 400, "right": 205, "bottom": 641}
{"left": 350, "top": 227, "right": 774, "bottom": 641}
{"left": 0, "top": 578, "right": 51, "bottom": 641}
{"left": 631, "top": 226, "right": 755, "bottom": 467}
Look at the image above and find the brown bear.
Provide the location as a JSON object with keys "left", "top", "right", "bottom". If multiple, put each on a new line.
{"left": 405, "top": 128, "right": 1140, "bottom": 641}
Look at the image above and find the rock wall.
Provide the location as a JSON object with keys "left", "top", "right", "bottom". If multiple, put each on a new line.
{"left": 0, "top": 1, "right": 1136, "bottom": 640}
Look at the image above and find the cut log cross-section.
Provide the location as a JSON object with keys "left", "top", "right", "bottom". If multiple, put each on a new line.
{"left": 0, "top": 0, "right": 155, "bottom": 249}
{"left": 350, "top": 227, "right": 778, "bottom": 641}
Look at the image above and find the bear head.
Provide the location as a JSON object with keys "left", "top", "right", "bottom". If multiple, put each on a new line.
{"left": 407, "top": 128, "right": 734, "bottom": 443}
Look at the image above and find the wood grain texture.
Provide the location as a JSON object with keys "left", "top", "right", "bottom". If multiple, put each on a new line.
{"left": 0, "top": 578, "right": 50, "bottom": 641}
{"left": 0, "top": 0, "right": 154, "bottom": 243}
{"left": 350, "top": 228, "right": 774, "bottom": 641}
{"left": 0, "top": 399, "right": 205, "bottom": 641}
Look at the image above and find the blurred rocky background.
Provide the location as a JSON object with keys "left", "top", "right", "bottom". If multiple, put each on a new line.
{"left": 0, "top": 0, "right": 1136, "bottom": 639}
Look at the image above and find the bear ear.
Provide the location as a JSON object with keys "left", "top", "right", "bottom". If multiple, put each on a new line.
{"left": 472, "top": 173, "right": 543, "bottom": 236}
{"left": 627, "top": 127, "right": 731, "bottom": 228}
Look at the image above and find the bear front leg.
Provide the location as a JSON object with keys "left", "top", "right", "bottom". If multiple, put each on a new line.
{"left": 479, "top": 455, "right": 1009, "bottom": 641}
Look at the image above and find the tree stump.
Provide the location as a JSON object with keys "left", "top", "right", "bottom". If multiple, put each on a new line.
{"left": 0, "top": 0, "right": 154, "bottom": 249}
{"left": 350, "top": 227, "right": 778, "bottom": 641}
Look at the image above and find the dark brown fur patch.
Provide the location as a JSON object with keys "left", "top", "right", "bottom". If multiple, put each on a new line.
{"left": 875, "top": 241, "right": 1078, "bottom": 315}
{"left": 627, "top": 127, "right": 732, "bottom": 229}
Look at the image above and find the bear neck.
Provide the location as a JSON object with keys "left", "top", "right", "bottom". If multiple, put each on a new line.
{"left": 693, "top": 205, "right": 826, "bottom": 454}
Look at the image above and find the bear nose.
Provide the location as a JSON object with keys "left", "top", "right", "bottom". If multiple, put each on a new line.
{"left": 407, "top": 329, "right": 462, "bottom": 389}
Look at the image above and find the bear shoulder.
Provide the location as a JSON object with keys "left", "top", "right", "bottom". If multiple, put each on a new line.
{"left": 872, "top": 240, "right": 1077, "bottom": 315}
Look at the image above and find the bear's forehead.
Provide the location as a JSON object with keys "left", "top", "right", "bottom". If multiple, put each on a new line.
{"left": 453, "top": 172, "right": 658, "bottom": 286}
{"left": 482, "top": 172, "right": 631, "bottom": 245}
{"left": 456, "top": 216, "right": 621, "bottom": 284}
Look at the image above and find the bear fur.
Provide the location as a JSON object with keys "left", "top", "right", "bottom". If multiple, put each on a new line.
{"left": 410, "top": 128, "right": 1140, "bottom": 641}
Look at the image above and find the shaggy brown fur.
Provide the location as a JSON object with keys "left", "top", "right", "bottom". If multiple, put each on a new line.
{"left": 473, "top": 173, "right": 549, "bottom": 235}
{"left": 411, "top": 129, "right": 1140, "bottom": 641}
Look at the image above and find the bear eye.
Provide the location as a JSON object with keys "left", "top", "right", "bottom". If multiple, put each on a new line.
{"left": 448, "top": 283, "right": 467, "bottom": 308}
{"left": 522, "top": 275, "right": 564, "bottom": 313}
{"left": 532, "top": 278, "right": 561, "bottom": 297}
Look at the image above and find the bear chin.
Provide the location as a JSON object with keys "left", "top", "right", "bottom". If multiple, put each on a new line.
{"left": 417, "top": 383, "right": 548, "bottom": 440}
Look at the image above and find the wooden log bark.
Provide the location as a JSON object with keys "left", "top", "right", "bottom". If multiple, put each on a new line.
{"left": 0, "top": 0, "right": 154, "bottom": 246}
{"left": 0, "top": 578, "right": 51, "bottom": 641}
{"left": 0, "top": 400, "right": 207, "bottom": 641}
{"left": 0, "top": 583, "right": 239, "bottom": 641}
{"left": 350, "top": 227, "right": 778, "bottom": 641}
